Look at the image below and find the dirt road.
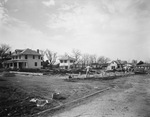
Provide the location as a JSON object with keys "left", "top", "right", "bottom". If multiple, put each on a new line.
{"left": 52, "top": 75, "right": 150, "bottom": 117}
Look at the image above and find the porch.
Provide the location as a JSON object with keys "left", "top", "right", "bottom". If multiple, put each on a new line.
{"left": 3, "top": 60, "right": 28, "bottom": 69}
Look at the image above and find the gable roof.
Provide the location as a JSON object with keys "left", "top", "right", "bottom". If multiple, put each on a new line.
{"left": 59, "top": 56, "right": 75, "bottom": 60}
{"left": 112, "top": 60, "right": 127, "bottom": 65}
{"left": 12, "top": 48, "right": 41, "bottom": 56}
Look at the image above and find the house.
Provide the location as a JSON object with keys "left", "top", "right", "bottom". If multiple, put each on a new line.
{"left": 91, "top": 63, "right": 101, "bottom": 69}
{"left": 3, "top": 48, "right": 42, "bottom": 69}
{"left": 134, "top": 63, "right": 150, "bottom": 74}
{"left": 59, "top": 56, "right": 76, "bottom": 69}
{"left": 136, "top": 63, "right": 150, "bottom": 70}
{"left": 73, "top": 60, "right": 87, "bottom": 69}
{"left": 107, "top": 60, "right": 127, "bottom": 71}
{"left": 91, "top": 63, "right": 108, "bottom": 69}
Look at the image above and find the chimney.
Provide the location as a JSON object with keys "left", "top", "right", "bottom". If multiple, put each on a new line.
{"left": 37, "top": 49, "right": 39, "bottom": 53}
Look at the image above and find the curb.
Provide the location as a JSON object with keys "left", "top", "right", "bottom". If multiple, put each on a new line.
{"left": 31, "top": 87, "right": 112, "bottom": 117}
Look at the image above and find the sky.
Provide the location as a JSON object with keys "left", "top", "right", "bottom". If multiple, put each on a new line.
{"left": 0, "top": 0, "right": 150, "bottom": 61}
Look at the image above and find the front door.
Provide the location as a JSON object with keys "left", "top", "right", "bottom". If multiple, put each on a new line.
{"left": 19, "top": 62, "right": 23, "bottom": 69}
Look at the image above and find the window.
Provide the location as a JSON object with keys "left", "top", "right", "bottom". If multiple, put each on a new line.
{"left": 25, "top": 55, "right": 28, "bottom": 59}
{"left": 38, "top": 56, "right": 40, "bottom": 59}
{"left": 19, "top": 55, "right": 21, "bottom": 59}
{"left": 35, "top": 62, "right": 37, "bottom": 66}
{"left": 60, "top": 60, "right": 63, "bottom": 63}
{"left": 41, "top": 57, "right": 43, "bottom": 60}
{"left": 33, "top": 55, "right": 35, "bottom": 59}
{"left": 70, "top": 60, "right": 73, "bottom": 63}
{"left": 41, "top": 62, "right": 43, "bottom": 66}
{"left": 10, "top": 63, "right": 12, "bottom": 66}
{"left": 64, "top": 60, "right": 67, "bottom": 63}
{"left": 111, "top": 66, "right": 115, "bottom": 69}
{"left": 16, "top": 56, "right": 18, "bottom": 59}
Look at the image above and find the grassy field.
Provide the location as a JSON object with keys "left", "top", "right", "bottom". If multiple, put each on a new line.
{"left": 0, "top": 73, "right": 111, "bottom": 117}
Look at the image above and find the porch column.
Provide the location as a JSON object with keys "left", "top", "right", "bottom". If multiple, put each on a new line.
{"left": 12, "top": 63, "right": 14, "bottom": 69}
{"left": 26, "top": 62, "right": 28, "bottom": 68}
{"left": 17, "top": 62, "right": 19, "bottom": 69}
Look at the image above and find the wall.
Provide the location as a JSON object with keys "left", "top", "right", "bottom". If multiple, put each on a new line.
{"left": 59, "top": 60, "right": 74, "bottom": 69}
{"left": 107, "top": 62, "right": 118, "bottom": 70}
{"left": 26, "top": 55, "right": 42, "bottom": 69}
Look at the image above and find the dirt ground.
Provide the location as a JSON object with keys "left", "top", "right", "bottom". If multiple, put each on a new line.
{"left": 0, "top": 73, "right": 111, "bottom": 117}
{"left": 52, "top": 75, "right": 150, "bottom": 117}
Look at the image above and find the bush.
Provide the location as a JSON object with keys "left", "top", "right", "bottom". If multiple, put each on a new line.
{"left": 0, "top": 68, "right": 5, "bottom": 72}
{"left": 19, "top": 68, "right": 40, "bottom": 73}
{"left": 2, "top": 71, "right": 16, "bottom": 77}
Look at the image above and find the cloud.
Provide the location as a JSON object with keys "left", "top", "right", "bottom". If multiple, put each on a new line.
{"left": 1, "top": 0, "right": 150, "bottom": 61}
{"left": 42, "top": 0, "right": 55, "bottom": 7}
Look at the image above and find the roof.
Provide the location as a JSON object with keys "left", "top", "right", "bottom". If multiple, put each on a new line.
{"left": 112, "top": 60, "right": 127, "bottom": 65}
{"left": 3, "top": 59, "right": 27, "bottom": 63}
{"left": 59, "top": 56, "right": 75, "bottom": 60}
{"left": 12, "top": 48, "right": 41, "bottom": 56}
{"left": 137, "top": 63, "right": 150, "bottom": 67}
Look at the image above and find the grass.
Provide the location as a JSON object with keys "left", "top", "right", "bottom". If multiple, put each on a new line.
{"left": 2, "top": 71, "right": 16, "bottom": 77}
{"left": 0, "top": 74, "right": 109, "bottom": 117}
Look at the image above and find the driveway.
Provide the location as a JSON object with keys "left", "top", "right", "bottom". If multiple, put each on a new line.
{"left": 52, "top": 75, "right": 150, "bottom": 117}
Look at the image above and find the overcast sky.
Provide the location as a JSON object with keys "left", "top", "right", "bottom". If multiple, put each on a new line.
{"left": 0, "top": 0, "right": 150, "bottom": 61}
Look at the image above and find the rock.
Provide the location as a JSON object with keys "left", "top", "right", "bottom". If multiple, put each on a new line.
{"left": 52, "top": 92, "right": 67, "bottom": 100}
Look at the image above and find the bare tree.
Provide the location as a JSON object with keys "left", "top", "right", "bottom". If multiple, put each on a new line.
{"left": 0, "top": 44, "right": 11, "bottom": 60}
{"left": 72, "top": 49, "right": 81, "bottom": 62}
{"left": 81, "top": 54, "right": 90, "bottom": 65}
{"left": 89, "top": 54, "right": 97, "bottom": 64}
{"left": 97, "top": 56, "right": 110, "bottom": 64}
{"left": 39, "top": 50, "right": 45, "bottom": 60}
{"left": 45, "top": 49, "right": 57, "bottom": 67}
{"left": 132, "top": 59, "right": 137, "bottom": 64}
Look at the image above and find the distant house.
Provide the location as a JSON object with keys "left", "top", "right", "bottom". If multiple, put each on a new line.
{"left": 107, "top": 60, "right": 127, "bottom": 70}
{"left": 136, "top": 63, "right": 150, "bottom": 70}
{"left": 59, "top": 56, "right": 76, "bottom": 69}
{"left": 3, "top": 48, "right": 42, "bottom": 69}
{"left": 91, "top": 63, "right": 108, "bottom": 69}
{"left": 91, "top": 63, "right": 100, "bottom": 69}
{"left": 135, "top": 63, "right": 150, "bottom": 74}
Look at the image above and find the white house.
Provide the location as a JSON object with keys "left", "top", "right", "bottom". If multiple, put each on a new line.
{"left": 3, "top": 48, "right": 42, "bottom": 69}
{"left": 107, "top": 61, "right": 118, "bottom": 70}
{"left": 107, "top": 60, "right": 127, "bottom": 71}
{"left": 59, "top": 56, "right": 76, "bottom": 69}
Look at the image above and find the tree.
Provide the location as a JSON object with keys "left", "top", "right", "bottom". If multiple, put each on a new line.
{"left": 81, "top": 54, "right": 90, "bottom": 65}
{"left": 0, "top": 44, "right": 11, "bottom": 61}
{"left": 39, "top": 50, "right": 45, "bottom": 61}
{"left": 42, "top": 60, "right": 49, "bottom": 68}
{"left": 97, "top": 56, "right": 110, "bottom": 64}
{"left": 45, "top": 49, "right": 57, "bottom": 68}
{"left": 72, "top": 49, "right": 81, "bottom": 62}
{"left": 0, "top": 44, "right": 11, "bottom": 68}
{"left": 89, "top": 54, "right": 97, "bottom": 64}
{"left": 132, "top": 59, "right": 137, "bottom": 64}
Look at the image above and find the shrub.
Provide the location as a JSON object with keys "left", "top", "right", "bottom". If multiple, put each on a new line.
{"left": 19, "top": 68, "right": 40, "bottom": 73}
